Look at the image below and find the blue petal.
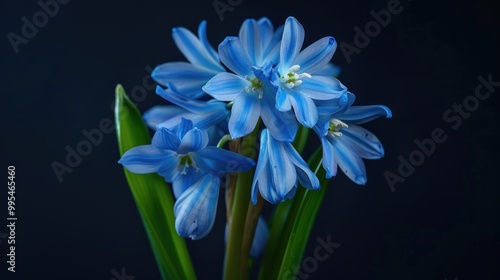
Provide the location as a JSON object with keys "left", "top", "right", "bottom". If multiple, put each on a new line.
{"left": 203, "top": 72, "right": 247, "bottom": 101}
{"left": 261, "top": 24, "right": 284, "bottom": 64}
{"left": 267, "top": 132, "right": 297, "bottom": 199}
{"left": 293, "top": 37, "right": 337, "bottom": 74}
{"left": 172, "top": 26, "right": 223, "bottom": 72}
{"left": 156, "top": 85, "right": 228, "bottom": 129}
{"left": 118, "top": 145, "right": 174, "bottom": 174}
{"left": 157, "top": 155, "right": 182, "bottom": 182}
{"left": 178, "top": 128, "right": 209, "bottom": 154}
{"left": 194, "top": 146, "right": 255, "bottom": 175}
{"left": 152, "top": 127, "right": 180, "bottom": 150}
{"left": 143, "top": 105, "right": 187, "bottom": 130}
{"left": 320, "top": 137, "right": 338, "bottom": 179}
{"left": 257, "top": 17, "right": 274, "bottom": 51}
{"left": 250, "top": 216, "right": 269, "bottom": 258}
{"left": 239, "top": 19, "right": 262, "bottom": 66}
{"left": 218, "top": 37, "right": 253, "bottom": 76}
{"left": 174, "top": 174, "right": 220, "bottom": 240}
{"left": 298, "top": 76, "right": 346, "bottom": 100}
{"left": 289, "top": 90, "right": 318, "bottom": 128}
{"left": 341, "top": 125, "right": 384, "bottom": 159}
{"left": 251, "top": 129, "right": 283, "bottom": 204}
{"left": 260, "top": 90, "right": 298, "bottom": 142}
{"left": 152, "top": 62, "right": 217, "bottom": 98}
{"left": 171, "top": 167, "right": 203, "bottom": 199}
{"left": 252, "top": 129, "right": 270, "bottom": 204}
{"left": 313, "top": 118, "right": 330, "bottom": 137}
{"left": 316, "top": 63, "right": 341, "bottom": 77}
{"left": 331, "top": 136, "right": 367, "bottom": 185}
{"left": 197, "top": 20, "right": 220, "bottom": 65}
{"left": 175, "top": 118, "right": 194, "bottom": 140}
{"left": 315, "top": 91, "right": 351, "bottom": 116}
{"left": 280, "top": 17, "right": 304, "bottom": 72}
{"left": 339, "top": 105, "right": 392, "bottom": 124}
{"left": 276, "top": 86, "right": 292, "bottom": 111}
{"left": 228, "top": 91, "right": 261, "bottom": 139}
{"left": 284, "top": 143, "right": 320, "bottom": 190}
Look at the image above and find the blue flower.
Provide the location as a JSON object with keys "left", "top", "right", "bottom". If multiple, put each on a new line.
{"left": 118, "top": 119, "right": 255, "bottom": 239}
{"left": 152, "top": 21, "right": 225, "bottom": 99}
{"left": 274, "top": 17, "right": 345, "bottom": 128}
{"left": 203, "top": 37, "right": 298, "bottom": 142}
{"left": 251, "top": 129, "right": 319, "bottom": 204}
{"left": 314, "top": 95, "right": 392, "bottom": 184}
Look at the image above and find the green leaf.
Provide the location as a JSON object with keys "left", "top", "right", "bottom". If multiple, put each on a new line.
{"left": 114, "top": 84, "right": 196, "bottom": 280}
{"left": 259, "top": 147, "right": 330, "bottom": 280}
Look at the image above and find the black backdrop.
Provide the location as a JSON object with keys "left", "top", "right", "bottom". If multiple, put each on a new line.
{"left": 1, "top": 0, "right": 499, "bottom": 279}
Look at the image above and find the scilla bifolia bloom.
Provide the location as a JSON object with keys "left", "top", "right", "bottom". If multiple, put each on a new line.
{"left": 117, "top": 15, "right": 391, "bottom": 279}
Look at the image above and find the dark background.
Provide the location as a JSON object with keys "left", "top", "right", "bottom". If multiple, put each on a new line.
{"left": 1, "top": 0, "right": 499, "bottom": 279}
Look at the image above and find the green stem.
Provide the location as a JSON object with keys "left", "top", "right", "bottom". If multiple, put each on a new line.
{"left": 224, "top": 125, "right": 260, "bottom": 280}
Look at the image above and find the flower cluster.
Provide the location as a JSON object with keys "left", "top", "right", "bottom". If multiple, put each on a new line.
{"left": 119, "top": 16, "right": 391, "bottom": 242}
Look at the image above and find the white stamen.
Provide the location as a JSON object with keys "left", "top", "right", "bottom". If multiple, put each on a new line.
{"left": 329, "top": 118, "right": 348, "bottom": 138}
{"left": 281, "top": 64, "right": 311, "bottom": 89}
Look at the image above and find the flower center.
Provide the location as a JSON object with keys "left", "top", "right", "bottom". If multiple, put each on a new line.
{"left": 245, "top": 76, "right": 264, "bottom": 98}
{"left": 328, "top": 118, "right": 348, "bottom": 137}
{"left": 280, "top": 65, "right": 311, "bottom": 89}
{"left": 176, "top": 153, "right": 199, "bottom": 174}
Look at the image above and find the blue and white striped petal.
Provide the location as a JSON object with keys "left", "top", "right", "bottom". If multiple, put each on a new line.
{"left": 339, "top": 105, "right": 392, "bottom": 124}
{"left": 279, "top": 17, "right": 305, "bottom": 73}
{"left": 341, "top": 125, "right": 385, "bottom": 159}
{"left": 152, "top": 62, "right": 217, "bottom": 99}
{"left": 178, "top": 128, "right": 209, "bottom": 154}
{"left": 239, "top": 18, "right": 263, "bottom": 66}
{"left": 118, "top": 145, "right": 174, "bottom": 174}
{"left": 203, "top": 72, "right": 248, "bottom": 102}
{"left": 267, "top": 131, "right": 297, "bottom": 198}
{"left": 143, "top": 105, "right": 187, "bottom": 130}
{"left": 228, "top": 91, "right": 261, "bottom": 139}
{"left": 218, "top": 37, "right": 253, "bottom": 77}
{"left": 152, "top": 127, "right": 181, "bottom": 151}
{"left": 284, "top": 143, "right": 320, "bottom": 190}
{"left": 174, "top": 174, "right": 220, "bottom": 240}
{"left": 288, "top": 90, "right": 318, "bottom": 128}
{"left": 298, "top": 76, "right": 347, "bottom": 100}
{"left": 331, "top": 136, "right": 367, "bottom": 185}
{"left": 193, "top": 146, "right": 255, "bottom": 176}
{"left": 320, "top": 137, "right": 338, "bottom": 179}
{"left": 260, "top": 92, "right": 298, "bottom": 142}
{"left": 293, "top": 36, "right": 337, "bottom": 74}
{"left": 172, "top": 25, "right": 224, "bottom": 73}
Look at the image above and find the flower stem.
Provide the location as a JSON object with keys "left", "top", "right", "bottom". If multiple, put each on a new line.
{"left": 224, "top": 124, "right": 260, "bottom": 280}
